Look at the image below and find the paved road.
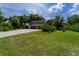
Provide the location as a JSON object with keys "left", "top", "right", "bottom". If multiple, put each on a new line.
{"left": 0, "top": 29, "right": 40, "bottom": 38}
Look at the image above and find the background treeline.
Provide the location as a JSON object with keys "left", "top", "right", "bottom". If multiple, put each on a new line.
{"left": 43, "top": 14, "right": 79, "bottom": 32}
{"left": 0, "top": 9, "right": 79, "bottom": 32}
{"left": 0, "top": 9, "right": 45, "bottom": 31}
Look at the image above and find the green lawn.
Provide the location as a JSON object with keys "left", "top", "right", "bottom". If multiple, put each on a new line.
{"left": 0, "top": 31, "right": 79, "bottom": 56}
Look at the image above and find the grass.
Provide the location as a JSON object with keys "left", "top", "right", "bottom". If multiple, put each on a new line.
{"left": 0, "top": 30, "right": 79, "bottom": 56}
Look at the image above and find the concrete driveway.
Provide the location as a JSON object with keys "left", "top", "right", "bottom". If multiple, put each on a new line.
{"left": 0, "top": 29, "right": 40, "bottom": 38}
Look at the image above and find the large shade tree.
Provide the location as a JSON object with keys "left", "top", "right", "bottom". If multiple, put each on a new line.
{"left": 18, "top": 15, "right": 29, "bottom": 27}
{"left": 9, "top": 16, "right": 20, "bottom": 28}
{"left": 29, "top": 13, "right": 45, "bottom": 22}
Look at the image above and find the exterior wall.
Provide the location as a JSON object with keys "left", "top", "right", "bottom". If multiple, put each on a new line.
{"left": 30, "top": 26, "right": 41, "bottom": 29}
{"left": 25, "top": 21, "right": 44, "bottom": 29}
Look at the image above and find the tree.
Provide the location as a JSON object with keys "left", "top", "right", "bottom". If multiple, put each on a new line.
{"left": 18, "top": 15, "right": 29, "bottom": 27}
{"left": 41, "top": 22, "right": 56, "bottom": 32}
{"left": 46, "top": 19, "right": 54, "bottom": 25}
{"left": 8, "top": 14, "right": 45, "bottom": 29}
{"left": 54, "top": 15, "right": 64, "bottom": 30}
{"left": 67, "top": 14, "right": 79, "bottom": 25}
{"left": 0, "top": 9, "right": 4, "bottom": 23}
{"left": 29, "top": 13, "right": 45, "bottom": 22}
{"left": 9, "top": 16, "right": 20, "bottom": 28}
{"left": 0, "top": 22, "right": 13, "bottom": 31}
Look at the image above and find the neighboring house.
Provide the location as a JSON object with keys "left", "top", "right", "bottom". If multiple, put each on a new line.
{"left": 25, "top": 20, "right": 44, "bottom": 29}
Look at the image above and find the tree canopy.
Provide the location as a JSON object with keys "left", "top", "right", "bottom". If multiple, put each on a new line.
{"left": 0, "top": 9, "right": 4, "bottom": 23}
{"left": 0, "top": 8, "right": 79, "bottom": 32}
{"left": 67, "top": 14, "right": 79, "bottom": 25}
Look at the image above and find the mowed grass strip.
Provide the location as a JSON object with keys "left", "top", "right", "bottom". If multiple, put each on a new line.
{"left": 0, "top": 31, "right": 79, "bottom": 56}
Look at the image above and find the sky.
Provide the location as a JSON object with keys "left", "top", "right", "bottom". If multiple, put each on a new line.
{"left": 0, "top": 3, "right": 79, "bottom": 20}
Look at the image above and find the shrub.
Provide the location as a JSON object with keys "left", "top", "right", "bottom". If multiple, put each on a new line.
{"left": 63, "top": 23, "right": 71, "bottom": 30}
{"left": 59, "top": 27, "right": 66, "bottom": 32}
{"left": 41, "top": 23, "right": 49, "bottom": 32}
{"left": 50, "top": 26, "right": 56, "bottom": 32}
{"left": 41, "top": 23, "right": 56, "bottom": 32}
{"left": 69, "top": 23, "right": 79, "bottom": 32}
{"left": 0, "top": 22, "right": 13, "bottom": 31}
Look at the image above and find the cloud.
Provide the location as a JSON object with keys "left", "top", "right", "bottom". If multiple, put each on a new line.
{"left": 0, "top": 3, "right": 29, "bottom": 16}
{"left": 28, "top": 9, "right": 37, "bottom": 14}
{"left": 73, "top": 3, "right": 79, "bottom": 8}
{"left": 0, "top": 3, "right": 49, "bottom": 18}
{"left": 25, "top": 3, "right": 50, "bottom": 19}
{"left": 68, "top": 3, "right": 79, "bottom": 15}
{"left": 48, "top": 3, "right": 65, "bottom": 13}
{"left": 28, "top": 9, "right": 42, "bottom": 14}
{"left": 0, "top": 3, "right": 66, "bottom": 19}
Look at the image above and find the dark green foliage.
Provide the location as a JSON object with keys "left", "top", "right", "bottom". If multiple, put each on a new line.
{"left": 67, "top": 14, "right": 79, "bottom": 25}
{"left": 0, "top": 9, "right": 4, "bottom": 23}
{"left": 46, "top": 19, "right": 54, "bottom": 25}
{"left": 8, "top": 14, "right": 45, "bottom": 29}
{"left": 50, "top": 26, "right": 56, "bottom": 32}
{"left": 9, "top": 16, "right": 20, "bottom": 29}
{"left": 54, "top": 15, "right": 64, "bottom": 30}
{"left": 18, "top": 15, "right": 29, "bottom": 27}
{"left": 41, "top": 23, "right": 56, "bottom": 32}
{"left": 29, "top": 13, "right": 45, "bottom": 22}
{"left": 60, "top": 27, "right": 66, "bottom": 32}
{"left": 69, "top": 23, "right": 79, "bottom": 32}
{"left": 46, "top": 16, "right": 65, "bottom": 31}
{"left": 41, "top": 23, "right": 50, "bottom": 32}
{"left": 63, "top": 23, "right": 71, "bottom": 30}
{"left": 0, "top": 22, "right": 13, "bottom": 31}
{"left": 58, "top": 22, "right": 68, "bottom": 32}
{"left": 0, "top": 13, "right": 44, "bottom": 30}
{"left": 1, "top": 8, "right": 79, "bottom": 32}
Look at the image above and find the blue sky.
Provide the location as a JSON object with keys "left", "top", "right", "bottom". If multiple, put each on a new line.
{"left": 0, "top": 3, "right": 79, "bottom": 20}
